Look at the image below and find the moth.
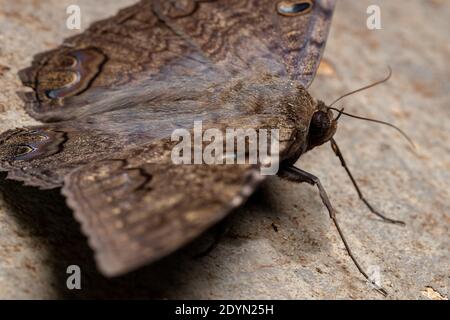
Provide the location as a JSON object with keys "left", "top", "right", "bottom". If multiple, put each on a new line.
{"left": 0, "top": 0, "right": 408, "bottom": 293}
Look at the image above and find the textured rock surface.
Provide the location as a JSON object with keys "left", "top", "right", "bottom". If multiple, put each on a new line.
{"left": 0, "top": 0, "right": 448, "bottom": 299}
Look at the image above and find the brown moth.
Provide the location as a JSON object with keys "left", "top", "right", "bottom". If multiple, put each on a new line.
{"left": 0, "top": 0, "right": 404, "bottom": 293}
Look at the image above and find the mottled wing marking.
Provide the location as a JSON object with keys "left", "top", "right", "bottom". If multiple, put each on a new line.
{"left": 157, "top": 0, "right": 216, "bottom": 18}
{"left": 279, "top": 0, "right": 336, "bottom": 84}
{"left": 154, "top": 0, "right": 336, "bottom": 86}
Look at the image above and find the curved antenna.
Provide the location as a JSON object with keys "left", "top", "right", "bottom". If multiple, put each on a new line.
{"left": 329, "top": 66, "right": 392, "bottom": 107}
{"left": 328, "top": 107, "right": 416, "bottom": 149}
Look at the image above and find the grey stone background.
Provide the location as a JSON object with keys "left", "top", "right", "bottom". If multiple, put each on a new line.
{"left": 0, "top": 0, "right": 448, "bottom": 299}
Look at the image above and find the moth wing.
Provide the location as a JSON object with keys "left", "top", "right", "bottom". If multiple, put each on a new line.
{"left": 154, "top": 0, "right": 336, "bottom": 87}
{"left": 62, "top": 141, "right": 263, "bottom": 276}
{"left": 17, "top": 1, "right": 228, "bottom": 122}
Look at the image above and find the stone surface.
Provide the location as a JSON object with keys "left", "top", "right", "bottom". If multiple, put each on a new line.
{"left": 0, "top": 0, "right": 448, "bottom": 299}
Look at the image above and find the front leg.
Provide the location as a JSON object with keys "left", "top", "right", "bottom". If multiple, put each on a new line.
{"left": 330, "top": 138, "right": 405, "bottom": 225}
{"left": 280, "top": 165, "right": 387, "bottom": 296}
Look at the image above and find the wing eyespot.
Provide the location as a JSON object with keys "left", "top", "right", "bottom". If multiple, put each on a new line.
{"left": 1, "top": 129, "right": 67, "bottom": 162}
{"left": 14, "top": 145, "right": 35, "bottom": 159}
{"left": 276, "top": 0, "right": 314, "bottom": 16}
{"left": 42, "top": 48, "right": 106, "bottom": 100}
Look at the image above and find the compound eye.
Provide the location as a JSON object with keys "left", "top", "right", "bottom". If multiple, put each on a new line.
{"left": 310, "top": 111, "right": 331, "bottom": 137}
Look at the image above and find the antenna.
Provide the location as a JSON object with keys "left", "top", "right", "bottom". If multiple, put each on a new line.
{"left": 328, "top": 107, "right": 415, "bottom": 149}
{"left": 329, "top": 66, "right": 392, "bottom": 107}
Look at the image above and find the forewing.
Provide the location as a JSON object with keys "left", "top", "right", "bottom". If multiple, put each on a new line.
{"left": 153, "top": 0, "right": 336, "bottom": 87}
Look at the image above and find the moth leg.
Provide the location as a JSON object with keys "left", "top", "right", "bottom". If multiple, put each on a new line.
{"left": 281, "top": 165, "right": 388, "bottom": 296}
{"left": 193, "top": 217, "right": 231, "bottom": 259}
{"left": 330, "top": 138, "right": 405, "bottom": 225}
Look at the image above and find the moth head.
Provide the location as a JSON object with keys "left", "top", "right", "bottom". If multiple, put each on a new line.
{"left": 306, "top": 101, "right": 338, "bottom": 150}
{"left": 305, "top": 65, "right": 415, "bottom": 152}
